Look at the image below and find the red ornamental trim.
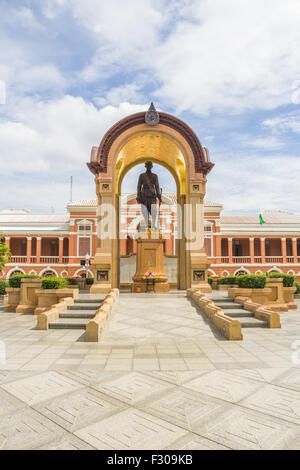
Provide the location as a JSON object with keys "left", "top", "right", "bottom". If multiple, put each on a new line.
{"left": 87, "top": 112, "right": 214, "bottom": 175}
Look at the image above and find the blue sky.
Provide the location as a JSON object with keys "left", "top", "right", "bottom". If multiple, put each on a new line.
{"left": 1, "top": 0, "right": 300, "bottom": 214}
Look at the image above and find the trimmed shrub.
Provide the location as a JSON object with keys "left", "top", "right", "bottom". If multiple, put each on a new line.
{"left": 85, "top": 277, "right": 94, "bottom": 285}
{"left": 217, "top": 276, "right": 239, "bottom": 285}
{"left": 0, "top": 279, "right": 8, "bottom": 295}
{"left": 67, "top": 277, "right": 78, "bottom": 285}
{"left": 237, "top": 274, "right": 266, "bottom": 289}
{"left": 294, "top": 282, "right": 300, "bottom": 294}
{"left": 41, "top": 277, "right": 69, "bottom": 290}
{"left": 267, "top": 272, "right": 294, "bottom": 287}
{"left": 8, "top": 274, "right": 38, "bottom": 288}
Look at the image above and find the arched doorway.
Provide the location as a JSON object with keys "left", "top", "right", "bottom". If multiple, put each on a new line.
{"left": 87, "top": 105, "right": 214, "bottom": 292}
{"left": 119, "top": 163, "right": 178, "bottom": 288}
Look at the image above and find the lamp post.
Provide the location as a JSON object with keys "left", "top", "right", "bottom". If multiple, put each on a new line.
{"left": 85, "top": 253, "right": 90, "bottom": 279}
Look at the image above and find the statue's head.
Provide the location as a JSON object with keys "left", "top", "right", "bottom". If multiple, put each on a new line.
{"left": 145, "top": 161, "right": 153, "bottom": 171}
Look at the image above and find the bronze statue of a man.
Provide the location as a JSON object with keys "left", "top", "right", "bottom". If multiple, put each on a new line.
{"left": 137, "top": 161, "right": 162, "bottom": 230}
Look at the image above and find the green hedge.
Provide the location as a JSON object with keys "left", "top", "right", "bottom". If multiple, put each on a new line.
{"left": 85, "top": 277, "right": 94, "bottom": 285}
{"left": 8, "top": 274, "right": 39, "bottom": 288}
{"left": 217, "top": 276, "right": 240, "bottom": 285}
{"left": 67, "top": 277, "right": 78, "bottom": 285}
{"left": 267, "top": 272, "right": 294, "bottom": 287}
{"left": 0, "top": 280, "right": 8, "bottom": 295}
{"left": 237, "top": 274, "right": 266, "bottom": 289}
{"left": 294, "top": 281, "right": 300, "bottom": 294}
{"left": 41, "top": 277, "right": 69, "bottom": 290}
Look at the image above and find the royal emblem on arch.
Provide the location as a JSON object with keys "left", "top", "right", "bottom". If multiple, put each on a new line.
{"left": 145, "top": 102, "right": 159, "bottom": 126}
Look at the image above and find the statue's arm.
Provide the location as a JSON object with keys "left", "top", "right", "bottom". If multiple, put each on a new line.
{"left": 155, "top": 175, "right": 162, "bottom": 201}
{"left": 137, "top": 174, "right": 142, "bottom": 202}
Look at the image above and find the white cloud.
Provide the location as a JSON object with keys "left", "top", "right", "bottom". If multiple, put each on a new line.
{"left": 263, "top": 112, "right": 300, "bottom": 134}
{"left": 206, "top": 153, "right": 300, "bottom": 213}
{"left": 15, "top": 7, "right": 43, "bottom": 30}
{"left": 64, "top": 0, "right": 300, "bottom": 114}
{"left": 0, "top": 97, "right": 147, "bottom": 210}
{"left": 94, "top": 83, "right": 145, "bottom": 107}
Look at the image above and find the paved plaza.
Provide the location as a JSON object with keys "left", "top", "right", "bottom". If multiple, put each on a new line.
{"left": 0, "top": 292, "right": 300, "bottom": 450}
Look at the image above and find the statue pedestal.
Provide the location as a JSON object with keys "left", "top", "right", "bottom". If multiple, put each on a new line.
{"left": 132, "top": 234, "right": 170, "bottom": 293}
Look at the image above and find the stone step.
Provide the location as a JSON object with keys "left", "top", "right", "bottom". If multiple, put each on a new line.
{"left": 224, "top": 310, "right": 254, "bottom": 318}
{"left": 67, "top": 304, "right": 101, "bottom": 311}
{"left": 238, "top": 317, "right": 268, "bottom": 328}
{"left": 59, "top": 311, "right": 95, "bottom": 319}
{"left": 49, "top": 318, "right": 90, "bottom": 329}
{"left": 74, "top": 297, "right": 104, "bottom": 304}
{"left": 214, "top": 302, "right": 242, "bottom": 309}
{"left": 62, "top": 309, "right": 98, "bottom": 317}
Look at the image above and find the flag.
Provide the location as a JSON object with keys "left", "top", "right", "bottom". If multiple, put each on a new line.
{"left": 259, "top": 213, "right": 266, "bottom": 225}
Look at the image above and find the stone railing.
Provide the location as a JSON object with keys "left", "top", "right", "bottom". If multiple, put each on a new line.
{"left": 36, "top": 297, "right": 74, "bottom": 330}
{"left": 187, "top": 288, "right": 243, "bottom": 341}
{"left": 234, "top": 296, "right": 281, "bottom": 328}
{"left": 85, "top": 289, "right": 119, "bottom": 342}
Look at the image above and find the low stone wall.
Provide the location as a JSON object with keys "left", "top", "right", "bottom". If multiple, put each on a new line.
{"left": 228, "top": 283, "right": 297, "bottom": 312}
{"left": 85, "top": 289, "right": 119, "bottom": 342}
{"left": 234, "top": 296, "right": 281, "bottom": 328}
{"left": 187, "top": 288, "right": 243, "bottom": 341}
{"left": 34, "top": 288, "right": 79, "bottom": 315}
{"left": 36, "top": 297, "right": 74, "bottom": 330}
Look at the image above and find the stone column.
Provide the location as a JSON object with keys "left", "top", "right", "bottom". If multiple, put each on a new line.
{"left": 228, "top": 238, "right": 233, "bottom": 263}
{"left": 281, "top": 237, "right": 287, "bottom": 264}
{"left": 215, "top": 235, "right": 222, "bottom": 263}
{"left": 249, "top": 238, "right": 255, "bottom": 264}
{"left": 59, "top": 237, "right": 64, "bottom": 264}
{"left": 292, "top": 238, "right": 298, "bottom": 263}
{"left": 188, "top": 178, "right": 211, "bottom": 292}
{"left": 36, "top": 237, "right": 41, "bottom": 264}
{"left": 90, "top": 177, "right": 114, "bottom": 293}
{"left": 260, "top": 238, "right": 266, "bottom": 264}
{"left": 26, "top": 237, "right": 32, "bottom": 264}
{"left": 5, "top": 237, "right": 10, "bottom": 249}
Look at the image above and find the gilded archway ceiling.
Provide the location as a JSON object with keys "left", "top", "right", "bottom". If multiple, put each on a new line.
{"left": 115, "top": 132, "right": 186, "bottom": 195}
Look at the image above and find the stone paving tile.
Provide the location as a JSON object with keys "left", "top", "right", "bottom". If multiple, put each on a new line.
{"left": 0, "top": 388, "right": 27, "bottom": 418}
{"left": 272, "top": 367, "right": 300, "bottom": 392}
{"left": 38, "top": 433, "right": 96, "bottom": 450}
{"left": 183, "top": 370, "right": 263, "bottom": 403}
{"left": 1, "top": 371, "right": 83, "bottom": 405}
{"left": 166, "top": 432, "right": 230, "bottom": 450}
{"left": 75, "top": 408, "right": 187, "bottom": 450}
{"left": 240, "top": 383, "right": 300, "bottom": 424}
{"left": 91, "top": 372, "right": 173, "bottom": 405}
{"left": 142, "top": 371, "right": 207, "bottom": 385}
{"left": 34, "top": 387, "right": 126, "bottom": 432}
{"left": 138, "top": 386, "right": 230, "bottom": 431}
{"left": 196, "top": 407, "right": 300, "bottom": 450}
{"left": 0, "top": 408, "right": 65, "bottom": 450}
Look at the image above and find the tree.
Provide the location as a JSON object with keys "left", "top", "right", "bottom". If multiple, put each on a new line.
{"left": 0, "top": 236, "right": 11, "bottom": 273}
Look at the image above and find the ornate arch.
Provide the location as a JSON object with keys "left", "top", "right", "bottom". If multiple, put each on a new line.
{"left": 87, "top": 110, "right": 214, "bottom": 176}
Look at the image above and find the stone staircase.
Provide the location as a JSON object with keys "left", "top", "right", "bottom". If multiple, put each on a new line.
{"left": 49, "top": 294, "right": 104, "bottom": 330}
{"left": 213, "top": 296, "right": 268, "bottom": 328}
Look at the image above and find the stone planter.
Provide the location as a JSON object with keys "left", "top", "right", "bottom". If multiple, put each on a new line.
{"left": 228, "top": 287, "right": 272, "bottom": 305}
{"left": 35, "top": 288, "right": 79, "bottom": 315}
{"left": 16, "top": 278, "right": 42, "bottom": 314}
{"left": 218, "top": 284, "right": 235, "bottom": 291}
{"left": 283, "top": 286, "right": 297, "bottom": 309}
{"left": 4, "top": 288, "right": 21, "bottom": 312}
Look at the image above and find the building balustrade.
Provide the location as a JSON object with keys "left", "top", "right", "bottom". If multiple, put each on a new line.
{"left": 232, "top": 256, "right": 251, "bottom": 264}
